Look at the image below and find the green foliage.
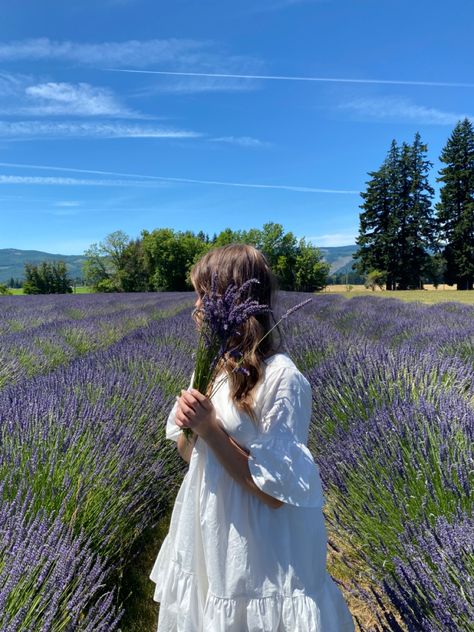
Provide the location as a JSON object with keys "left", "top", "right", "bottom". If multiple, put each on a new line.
{"left": 23, "top": 261, "right": 73, "bottom": 295}
{"left": 0, "top": 283, "right": 12, "bottom": 295}
{"left": 355, "top": 133, "right": 436, "bottom": 290}
{"left": 364, "top": 269, "right": 387, "bottom": 291}
{"left": 141, "top": 228, "right": 208, "bottom": 291}
{"left": 82, "top": 222, "right": 329, "bottom": 293}
{"left": 436, "top": 117, "right": 474, "bottom": 290}
{"left": 82, "top": 230, "right": 130, "bottom": 292}
{"left": 294, "top": 237, "right": 330, "bottom": 291}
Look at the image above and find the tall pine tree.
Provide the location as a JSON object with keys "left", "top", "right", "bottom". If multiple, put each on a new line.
{"left": 396, "top": 132, "right": 435, "bottom": 289}
{"left": 354, "top": 140, "right": 401, "bottom": 290}
{"left": 436, "top": 118, "right": 474, "bottom": 290}
{"left": 354, "top": 133, "right": 435, "bottom": 290}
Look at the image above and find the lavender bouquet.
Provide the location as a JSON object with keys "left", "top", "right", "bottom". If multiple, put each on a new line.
{"left": 182, "top": 271, "right": 313, "bottom": 441}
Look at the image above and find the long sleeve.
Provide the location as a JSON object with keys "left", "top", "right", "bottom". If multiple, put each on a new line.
{"left": 247, "top": 366, "right": 325, "bottom": 508}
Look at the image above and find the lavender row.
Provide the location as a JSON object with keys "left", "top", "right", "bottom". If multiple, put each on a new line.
{"left": 0, "top": 304, "right": 197, "bottom": 628}
{"left": 0, "top": 293, "right": 193, "bottom": 388}
{"left": 0, "top": 482, "right": 123, "bottom": 630}
{"left": 279, "top": 294, "right": 473, "bottom": 631}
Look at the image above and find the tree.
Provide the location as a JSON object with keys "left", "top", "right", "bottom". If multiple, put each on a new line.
{"left": 118, "top": 238, "right": 150, "bottom": 292}
{"left": 436, "top": 118, "right": 474, "bottom": 290}
{"left": 294, "top": 238, "right": 330, "bottom": 291}
{"left": 354, "top": 140, "right": 401, "bottom": 290}
{"left": 23, "top": 261, "right": 73, "bottom": 294}
{"left": 252, "top": 222, "right": 298, "bottom": 290}
{"left": 141, "top": 229, "right": 208, "bottom": 291}
{"left": 82, "top": 230, "right": 131, "bottom": 292}
{"left": 82, "top": 243, "right": 112, "bottom": 290}
{"left": 364, "top": 269, "right": 387, "bottom": 291}
{"left": 396, "top": 133, "right": 436, "bottom": 289}
{"left": 0, "top": 284, "right": 12, "bottom": 295}
{"left": 354, "top": 133, "right": 436, "bottom": 290}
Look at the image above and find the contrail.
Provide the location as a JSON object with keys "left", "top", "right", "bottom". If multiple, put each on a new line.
{"left": 0, "top": 161, "right": 359, "bottom": 194}
{"left": 103, "top": 68, "right": 474, "bottom": 89}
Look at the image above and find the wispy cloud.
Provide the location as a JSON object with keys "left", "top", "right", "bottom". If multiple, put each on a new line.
{"left": 54, "top": 201, "right": 81, "bottom": 207}
{"left": 142, "top": 76, "right": 256, "bottom": 95}
{"left": 23, "top": 82, "right": 136, "bottom": 117}
{"left": 340, "top": 96, "right": 473, "bottom": 125}
{"left": 0, "top": 161, "right": 359, "bottom": 194}
{"left": 0, "top": 175, "right": 169, "bottom": 187}
{"left": 211, "top": 136, "right": 270, "bottom": 147}
{"left": 0, "top": 121, "right": 201, "bottom": 140}
{"left": 0, "top": 38, "right": 265, "bottom": 94}
{"left": 107, "top": 68, "right": 474, "bottom": 89}
{"left": 0, "top": 73, "right": 143, "bottom": 118}
{"left": 0, "top": 38, "right": 207, "bottom": 67}
{"left": 0, "top": 38, "right": 268, "bottom": 97}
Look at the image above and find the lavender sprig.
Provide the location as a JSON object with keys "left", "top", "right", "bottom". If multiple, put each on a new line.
{"left": 182, "top": 285, "right": 313, "bottom": 441}
{"left": 230, "top": 297, "right": 313, "bottom": 375}
{"left": 182, "top": 272, "right": 271, "bottom": 440}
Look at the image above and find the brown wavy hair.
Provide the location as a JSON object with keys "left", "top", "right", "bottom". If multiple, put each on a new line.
{"left": 189, "top": 243, "right": 284, "bottom": 421}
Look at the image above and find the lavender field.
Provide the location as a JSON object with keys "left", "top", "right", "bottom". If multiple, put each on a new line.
{"left": 0, "top": 291, "right": 472, "bottom": 631}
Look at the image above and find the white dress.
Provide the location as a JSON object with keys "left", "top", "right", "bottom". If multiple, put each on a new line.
{"left": 150, "top": 352, "right": 354, "bottom": 632}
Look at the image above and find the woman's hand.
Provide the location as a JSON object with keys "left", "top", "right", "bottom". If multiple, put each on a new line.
{"left": 175, "top": 388, "right": 218, "bottom": 439}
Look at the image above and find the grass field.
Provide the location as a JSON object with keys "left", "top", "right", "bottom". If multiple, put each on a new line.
{"left": 325, "top": 284, "right": 474, "bottom": 304}
{"left": 7, "top": 286, "right": 94, "bottom": 295}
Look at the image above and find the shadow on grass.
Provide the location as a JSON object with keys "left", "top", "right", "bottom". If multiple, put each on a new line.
{"left": 117, "top": 509, "right": 172, "bottom": 632}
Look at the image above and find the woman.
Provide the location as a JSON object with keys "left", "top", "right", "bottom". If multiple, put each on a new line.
{"left": 150, "top": 243, "right": 354, "bottom": 631}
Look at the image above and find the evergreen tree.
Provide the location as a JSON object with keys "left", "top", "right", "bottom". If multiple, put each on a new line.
{"left": 354, "top": 140, "right": 401, "bottom": 290}
{"left": 354, "top": 133, "right": 435, "bottom": 290}
{"left": 23, "top": 261, "right": 72, "bottom": 294}
{"left": 396, "top": 133, "right": 435, "bottom": 289}
{"left": 436, "top": 118, "right": 474, "bottom": 290}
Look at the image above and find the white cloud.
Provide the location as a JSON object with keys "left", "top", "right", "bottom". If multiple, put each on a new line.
{"left": 0, "top": 175, "right": 169, "bottom": 187}
{"left": 24, "top": 82, "right": 134, "bottom": 117}
{"left": 0, "top": 74, "right": 143, "bottom": 118}
{"left": 54, "top": 201, "right": 81, "bottom": 207}
{"left": 0, "top": 38, "right": 207, "bottom": 67}
{"left": 0, "top": 39, "right": 265, "bottom": 94}
{"left": 340, "top": 96, "right": 473, "bottom": 125}
{"left": 211, "top": 136, "right": 270, "bottom": 147}
{"left": 149, "top": 76, "right": 256, "bottom": 94}
{"left": 0, "top": 120, "right": 201, "bottom": 140}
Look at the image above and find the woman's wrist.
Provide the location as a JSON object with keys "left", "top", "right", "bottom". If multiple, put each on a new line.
{"left": 195, "top": 415, "right": 220, "bottom": 441}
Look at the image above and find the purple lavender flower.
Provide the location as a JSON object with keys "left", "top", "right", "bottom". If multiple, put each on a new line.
{"left": 183, "top": 272, "right": 271, "bottom": 439}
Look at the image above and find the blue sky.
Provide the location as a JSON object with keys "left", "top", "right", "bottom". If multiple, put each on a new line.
{"left": 0, "top": 0, "right": 473, "bottom": 255}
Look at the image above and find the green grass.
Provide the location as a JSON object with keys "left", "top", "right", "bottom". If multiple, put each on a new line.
{"left": 117, "top": 510, "right": 172, "bottom": 632}
{"left": 326, "top": 286, "right": 474, "bottom": 304}
{"left": 5, "top": 286, "right": 95, "bottom": 295}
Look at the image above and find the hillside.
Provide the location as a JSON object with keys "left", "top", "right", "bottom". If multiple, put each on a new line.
{"left": 0, "top": 249, "right": 88, "bottom": 284}
{"left": 0, "top": 245, "right": 358, "bottom": 284}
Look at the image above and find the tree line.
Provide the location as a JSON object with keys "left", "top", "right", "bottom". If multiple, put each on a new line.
{"left": 81, "top": 222, "right": 330, "bottom": 293}
{"left": 10, "top": 118, "right": 474, "bottom": 295}
{"left": 21, "top": 261, "right": 74, "bottom": 295}
{"left": 354, "top": 118, "right": 474, "bottom": 290}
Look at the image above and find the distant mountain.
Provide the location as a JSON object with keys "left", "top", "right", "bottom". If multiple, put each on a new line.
{"left": 0, "top": 249, "right": 87, "bottom": 283}
{"left": 0, "top": 245, "right": 359, "bottom": 284}
{"left": 316, "top": 245, "right": 359, "bottom": 274}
